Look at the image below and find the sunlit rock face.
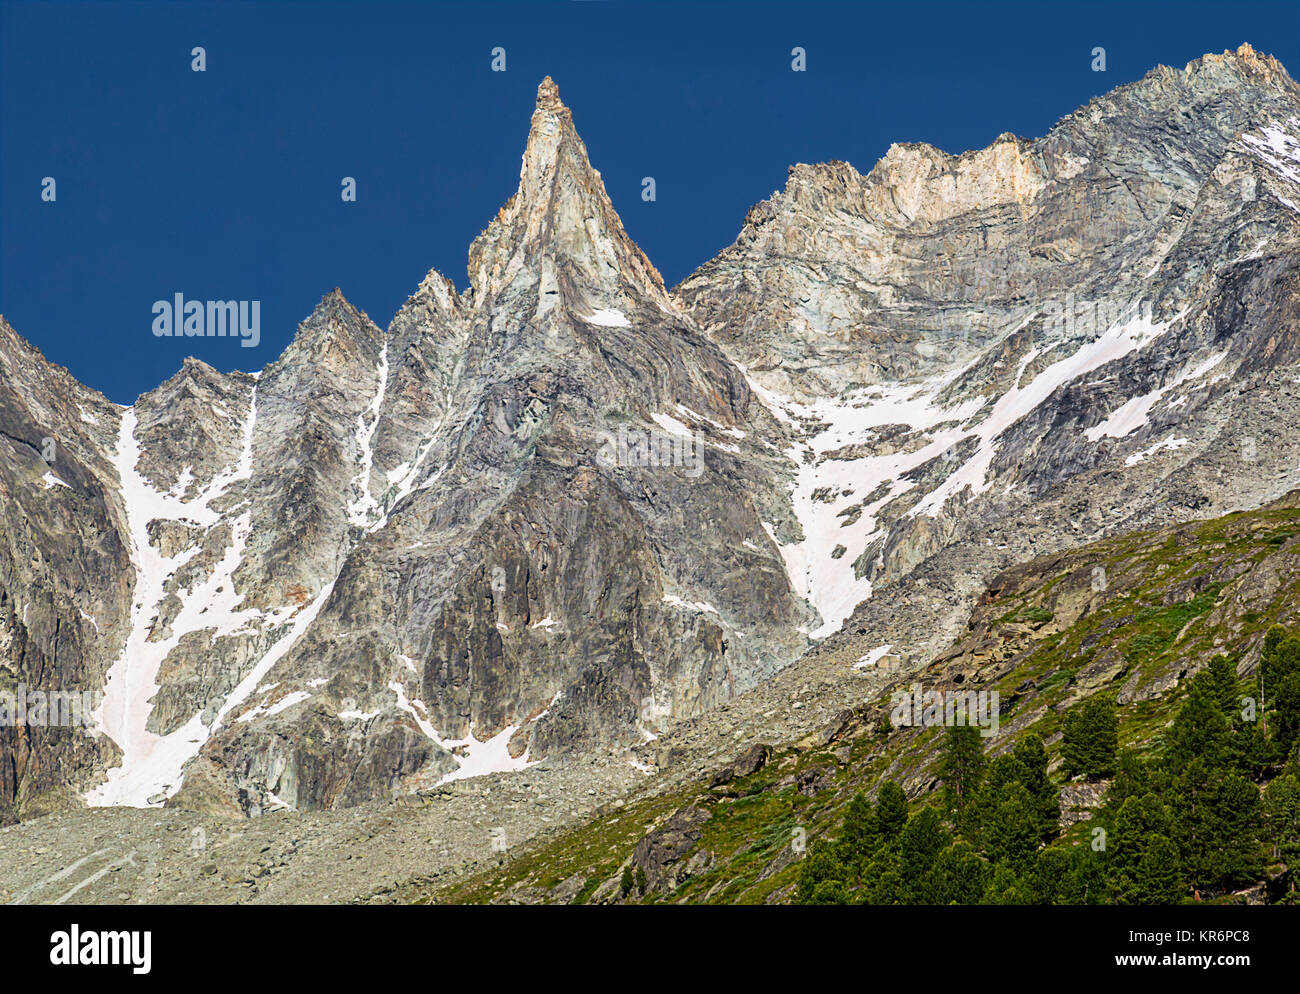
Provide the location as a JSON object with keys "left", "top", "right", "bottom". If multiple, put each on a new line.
{"left": 3, "top": 47, "right": 1300, "bottom": 818}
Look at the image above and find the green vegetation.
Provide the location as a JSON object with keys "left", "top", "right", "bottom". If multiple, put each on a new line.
{"left": 796, "top": 626, "right": 1300, "bottom": 904}
{"left": 1061, "top": 697, "right": 1117, "bottom": 780}
{"left": 423, "top": 498, "right": 1300, "bottom": 907}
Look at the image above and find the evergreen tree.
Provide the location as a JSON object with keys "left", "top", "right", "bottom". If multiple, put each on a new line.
{"left": 1129, "top": 835, "right": 1185, "bottom": 905}
{"left": 1108, "top": 793, "right": 1172, "bottom": 902}
{"left": 860, "top": 848, "right": 906, "bottom": 905}
{"left": 796, "top": 839, "right": 847, "bottom": 905}
{"left": 1102, "top": 748, "right": 1153, "bottom": 816}
{"left": 1166, "top": 674, "right": 1231, "bottom": 773}
{"left": 940, "top": 724, "right": 986, "bottom": 827}
{"left": 1262, "top": 625, "right": 1300, "bottom": 688}
{"left": 982, "top": 861, "right": 1033, "bottom": 904}
{"left": 1206, "top": 654, "right": 1240, "bottom": 715}
{"left": 1262, "top": 626, "right": 1300, "bottom": 753}
{"left": 1031, "top": 843, "right": 1108, "bottom": 905}
{"left": 620, "top": 865, "right": 634, "bottom": 898}
{"left": 927, "top": 841, "right": 989, "bottom": 905}
{"left": 1262, "top": 773, "right": 1300, "bottom": 870}
{"left": 839, "top": 791, "right": 879, "bottom": 875}
{"left": 1061, "top": 696, "right": 1118, "bottom": 780}
{"left": 980, "top": 781, "right": 1042, "bottom": 868}
{"left": 1229, "top": 709, "right": 1277, "bottom": 783}
{"left": 899, "top": 807, "right": 951, "bottom": 894}
{"left": 1272, "top": 669, "right": 1300, "bottom": 758}
{"left": 1073, "top": 841, "right": 1110, "bottom": 904}
{"left": 808, "top": 879, "right": 849, "bottom": 904}
{"left": 876, "top": 780, "right": 909, "bottom": 841}
{"left": 1011, "top": 735, "right": 1060, "bottom": 842}
{"left": 1169, "top": 758, "right": 1260, "bottom": 893}
{"left": 1028, "top": 844, "right": 1073, "bottom": 905}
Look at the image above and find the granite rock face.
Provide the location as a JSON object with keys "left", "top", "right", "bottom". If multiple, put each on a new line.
{"left": 3, "top": 49, "right": 1300, "bottom": 818}
{"left": 677, "top": 43, "right": 1300, "bottom": 643}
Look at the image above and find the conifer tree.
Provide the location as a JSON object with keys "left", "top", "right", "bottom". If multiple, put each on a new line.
{"left": 1061, "top": 696, "right": 1118, "bottom": 780}
{"left": 839, "top": 791, "right": 879, "bottom": 873}
{"left": 1166, "top": 674, "right": 1231, "bottom": 773}
{"left": 1108, "top": 793, "right": 1172, "bottom": 901}
{"left": 982, "top": 862, "right": 1032, "bottom": 904}
{"left": 796, "top": 839, "right": 847, "bottom": 905}
{"left": 899, "top": 807, "right": 951, "bottom": 891}
{"left": 1262, "top": 773, "right": 1300, "bottom": 870}
{"left": 876, "top": 780, "right": 909, "bottom": 840}
{"left": 927, "top": 841, "right": 989, "bottom": 905}
{"left": 1129, "top": 835, "right": 1185, "bottom": 905}
{"left": 1170, "top": 757, "right": 1260, "bottom": 892}
{"left": 1011, "top": 735, "right": 1060, "bottom": 842}
{"left": 981, "top": 782, "right": 1042, "bottom": 868}
{"left": 940, "top": 724, "right": 985, "bottom": 827}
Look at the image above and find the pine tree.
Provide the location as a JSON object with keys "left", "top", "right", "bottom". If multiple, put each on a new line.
{"left": 1272, "top": 670, "right": 1300, "bottom": 758}
{"left": 861, "top": 848, "right": 905, "bottom": 905}
{"left": 1105, "top": 748, "right": 1155, "bottom": 812}
{"left": 1011, "top": 735, "right": 1060, "bottom": 842}
{"left": 1229, "top": 709, "right": 1278, "bottom": 783}
{"left": 1166, "top": 674, "right": 1231, "bottom": 773}
{"left": 927, "top": 841, "right": 989, "bottom": 905}
{"left": 899, "top": 807, "right": 951, "bottom": 892}
{"left": 940, "top": 724, "right": 986, "bottom": 827}
{"left": 1169, "top": 757, "right": 1260, "bottom": 893}
{"left": 1129, "top": 835, "right": 1185, "bottom": 905}
{"left": 982, "top": 861, "right": 1033, "bottom": 904}
{"left": 620, "top": 865, "right": 634, "bottom": 897}
{"left": 839, "top": 791, "right": 879, "bottom": 875}
{"left": 1032, "top": 843, "right": 1108, "bottom": 905}
{"left": 1206, "top": 654, "right": 1240, "bottom": 712}
{"left": 1262, "top": 773, "right": 1300, "bottom": 870}
{"left": 980, "top": 781, "right": 1042, "bottom": 868}
{"left": 1029, "top": 845, "right": 1073, "bottom": 904}
{"left": 876, "top": 780, "right": 909, "bottom": 840}
{"left": 1108, "top": 793, "right": 1172, "bottom": 902}
{"left": 796, "top": 839, "right": 847, "bottom": 905}
{"left": 1262, "top": 626, "right": 1300, "bottom": 751}
{"left": 1061, "top": 696, "right": 1118, "bottom": 780}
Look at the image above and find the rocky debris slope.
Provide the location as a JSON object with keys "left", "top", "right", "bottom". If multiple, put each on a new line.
{"left": 2, "top": 489, "right": 1297, "bottom": 903}
{"left": 423, "top": 489, "right": 1300, "bottom": 905}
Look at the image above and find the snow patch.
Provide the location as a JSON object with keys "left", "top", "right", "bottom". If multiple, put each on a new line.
{"left": 740, "top": 305, "right": 1189, "bottom": 640}
{"left": 346, "top": 342, "right": 390, "bottom": 528}
{"left": 1125, "top": 435, "right": 1189, "bottom": 467}
{"left": 585, "top": 308, "right": 631, "bottom": 327}
{"left": 1085, "top": 350, "right": 1226, "bottom": 442}
{"left": 855, "top": 644, "right": 893, "bottom": 669}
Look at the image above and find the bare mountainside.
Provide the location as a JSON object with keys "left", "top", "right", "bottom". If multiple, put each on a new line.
{"left": 2, "top": 45, "right": 1299, "bottom": 827}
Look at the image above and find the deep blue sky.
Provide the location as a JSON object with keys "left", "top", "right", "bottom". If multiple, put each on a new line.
{"left": 3, "top": 0, "right": 1297, "bottom": 404}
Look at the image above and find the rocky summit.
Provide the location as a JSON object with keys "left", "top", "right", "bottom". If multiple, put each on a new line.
{"left": 2, "top": 45, "right": 1300, "bottom": 854}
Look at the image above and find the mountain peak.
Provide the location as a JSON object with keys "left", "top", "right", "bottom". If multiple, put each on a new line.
{"left": 536, "top": 75, "right": 563, "bottom": 111}
{"left": 467, "top": 77, "right": 670, "bottom": 311}
{"left": 1185, "top": 42, "right": 1295, "bottom": 87}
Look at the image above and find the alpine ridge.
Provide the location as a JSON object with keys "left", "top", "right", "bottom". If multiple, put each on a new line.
{"left": 2, "top": 49, "right": 1299, "bottom": 829}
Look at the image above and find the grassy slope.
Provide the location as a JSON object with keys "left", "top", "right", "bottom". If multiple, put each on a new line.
{"left": 418, "top": 492, "right": 1300, "bottom": 905}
